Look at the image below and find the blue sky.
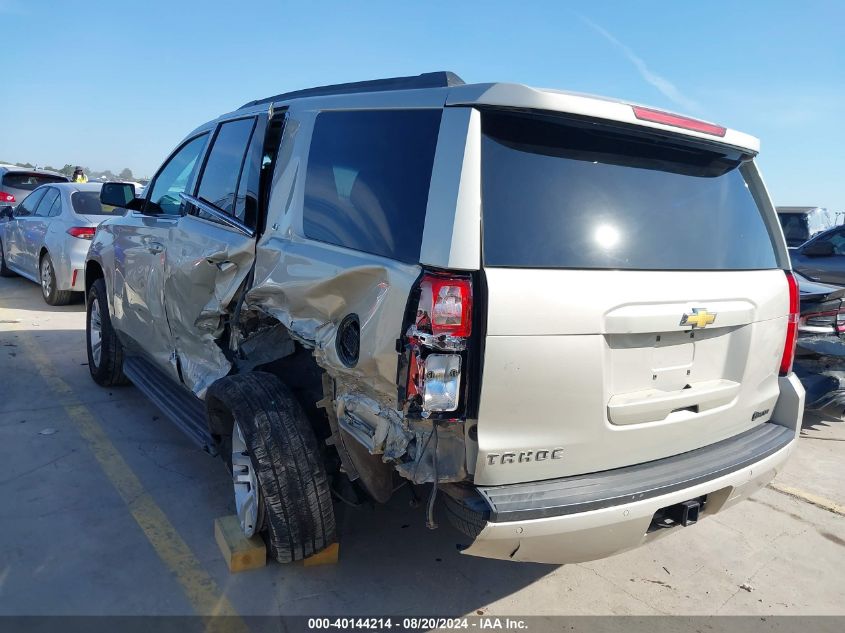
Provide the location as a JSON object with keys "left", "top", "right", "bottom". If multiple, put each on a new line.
{"left": 1, "top": 0, "right": 842, "bottom": 208}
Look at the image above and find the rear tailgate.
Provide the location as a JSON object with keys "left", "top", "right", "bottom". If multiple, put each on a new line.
{"left": 473, "top": 109, "right": 790, "bottom": 486}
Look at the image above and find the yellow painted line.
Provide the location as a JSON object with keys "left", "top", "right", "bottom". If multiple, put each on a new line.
{"left": 11, "top": 328, "right": 249, "bottom": 632}
{"left": 768, "top": 481, "right": 845, "bottom": 516}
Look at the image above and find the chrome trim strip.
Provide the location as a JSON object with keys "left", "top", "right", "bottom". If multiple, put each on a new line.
{"left": 179, "top": 193, "right": 255, "bottom": 238}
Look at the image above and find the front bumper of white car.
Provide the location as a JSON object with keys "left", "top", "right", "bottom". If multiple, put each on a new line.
{"left": 459, "top": 374, "right": 804, "bottom": 564}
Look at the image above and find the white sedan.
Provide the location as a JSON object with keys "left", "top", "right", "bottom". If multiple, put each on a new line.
{"left": 0, "top": 182, "right": 125, "bottom": 305}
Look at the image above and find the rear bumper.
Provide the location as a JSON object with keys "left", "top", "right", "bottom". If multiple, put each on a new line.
{"left": 459, "top": 374, "right": 803, "bottom": 564}
{"left": 54, "top": 240, "right": 88, "bottom": 291}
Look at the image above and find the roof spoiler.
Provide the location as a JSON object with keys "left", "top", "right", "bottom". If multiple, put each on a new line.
{"left": 238, "top": 71, "right": 465, "bottom": 109}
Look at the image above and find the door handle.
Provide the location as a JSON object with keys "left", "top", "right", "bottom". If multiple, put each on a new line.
{"left": 146, "top": 241, "right": 164, "bottom": 254}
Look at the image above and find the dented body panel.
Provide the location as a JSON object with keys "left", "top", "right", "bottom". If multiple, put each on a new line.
{"left": 84, "top": 72, "right": 804, "bottom": 565}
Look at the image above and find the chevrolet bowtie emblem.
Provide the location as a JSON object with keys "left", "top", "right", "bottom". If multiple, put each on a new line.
{"left": 680, "top": 308, "right": 716, "bottom": 329}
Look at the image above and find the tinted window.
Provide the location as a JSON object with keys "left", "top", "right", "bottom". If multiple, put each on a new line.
{"left": 48, "top": 192, "right": 63, "bottom": 216}
{"left": 303, "top": 109, "right": 442, "bottom": 264}
{"left": 72, "top": 191, "right": 125, "bottom": 216}
{"left": 34, "top": 188, "right": 60, "bottom": 217}
{"left": 2, "top": 172, "right": 67, "bottom": 191}
{"left": 16, "top": 188, "right": 46, "bottom": 216}
{"left": 197, "top": 118, "right": 256, "bottom": 219}
{"left": 481, "top": 111, "right": 780, "bottom": 270}
{"left": 814, "top": 228, "right": 845, "bottom": 255}
{"left": 234, "top": 126, "right": 262, "bottom": 227}
{"left": 148, "top": 134, "right": 209, "bottom": 215}
{"left": 779, "top": 214, "right": 810, "bottom": 247}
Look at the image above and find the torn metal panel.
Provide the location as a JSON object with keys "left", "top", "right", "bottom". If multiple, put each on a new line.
{"left": 395, "top": 422, "right": 468, "bottom": 485}
{"left": 163, "top": 215, "right": 255, "bottom": 396}
{"left": 333, "top": 391, "right": 466, "bottom": 485}
{"left": 247, "top": 238, "right": 421, "bottom": 402}
{"left": 241, "top": 103, "right": 469, "bottom": 486}
{"left": 234, "top": 323, "right": 296, "bottom": 372}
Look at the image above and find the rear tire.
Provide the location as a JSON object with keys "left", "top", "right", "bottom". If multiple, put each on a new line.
{"left": 0, "top": 240, "right": 16, "bottom": 277}
{"left": 86, "top": 278, "right": 129, "bottom": 386}
{"left": 206, "top": 372, "right": 337, "bottom": 563}
{"left": 441, "top": 492, "right": 488, "bottom": 540}
{"left": 40, "top": 253, "right": 72, "bottom": 306}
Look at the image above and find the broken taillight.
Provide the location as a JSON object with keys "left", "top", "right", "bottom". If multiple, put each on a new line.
{"left": 404, "top": 272, "right": 473, "bottom": 413}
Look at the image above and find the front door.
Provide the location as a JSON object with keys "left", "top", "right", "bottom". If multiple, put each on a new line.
{"left": 5, "top": 188, "right": 47, "bottom": 272}
{"left": 162, "top": 115, "right": 266, "bottom": 396}
{"left": 110, "top": 133, "right": 210, "bottom": 379}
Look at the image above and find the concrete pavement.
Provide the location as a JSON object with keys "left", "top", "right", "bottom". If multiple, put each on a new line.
{"left": 1, "top": 274, "right": 843, "bottom": 616}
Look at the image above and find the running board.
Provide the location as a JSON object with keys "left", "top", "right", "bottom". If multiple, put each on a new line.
{"left": 123, "top": 356, "right": 217, "bottom": 455}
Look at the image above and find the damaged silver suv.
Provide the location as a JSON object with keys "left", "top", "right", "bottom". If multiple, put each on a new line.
{"left": 86, "top": 72, "right": 804, "bottom": 564}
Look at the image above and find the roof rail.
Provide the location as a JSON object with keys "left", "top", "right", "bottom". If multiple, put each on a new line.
{"left": 238, "top": 71, "right": 465, "bottom": 109}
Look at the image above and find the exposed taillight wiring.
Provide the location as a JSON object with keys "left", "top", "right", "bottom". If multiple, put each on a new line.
{"left": 402, "top": 270, "right": 474, "bottom": 416}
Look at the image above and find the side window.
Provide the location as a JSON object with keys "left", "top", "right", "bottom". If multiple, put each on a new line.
{"left": 49, "top": 193, "right": 63, "bottom": 217}
{"left": 196, "top": 118, "right": 256, "bottom": 221}
{"left": 302, "top": 109, "right": 442, "bottom": 264}
{"left": 147, "top": 134, "right": 209, "bottom": 215}
{"left": 34, "top": 188, "right": 60, "bottom": 217}
{"left": 17, "top": 188, "right": 47, "bottom": 216}
{"left": 826, "top": 229, "right": 845, "bottom": 255}
{"left": 234, "top": 127, "right": 262, "bottom": 227}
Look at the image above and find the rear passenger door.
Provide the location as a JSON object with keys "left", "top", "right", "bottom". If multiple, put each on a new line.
{"left": 163, "top": 115, "right": 266, "bottom": 396}
{"left": 6, "top": 188, "right": 48, "bottom": 273}
{"left": 25, "top": 187, "right": 61, "bottom": 271}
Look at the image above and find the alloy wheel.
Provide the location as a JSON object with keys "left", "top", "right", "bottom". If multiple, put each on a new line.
{"left": 40, "top": 257, "right": 53, "bottom": 298}
{"left": 88, "top": 297, "right": 102, "bottom": 368}
{"left": 232, "top": 422, "right": 263, "bottom": 537}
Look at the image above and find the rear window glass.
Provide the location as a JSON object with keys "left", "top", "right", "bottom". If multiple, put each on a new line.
{"left": 2, "top": 172, "right": 67, "bottom": 191}
{"left": 481, "top": 111, "right": 780, "bottom": 270}
{"left": 778, "top": 214, "right": 810, "bottom": 247}
{"left": 303, "top": 109, "right": 442, "bottom": 264}
{"left": 72, "top": 191, "right": 125, "bottom": 216}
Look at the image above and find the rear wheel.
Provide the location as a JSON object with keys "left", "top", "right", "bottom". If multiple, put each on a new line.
{"left": 0, "top": 240, "right": 16, "bottom": 277}
{"left": 206, "top": 372, "right": 336, "bottom": 562}
{"left": 40, "top": 253, "right": 72, "bottom": 305}
{"left": 441, "top": 492, "right": 488, "bottom": 540}
{"left": 86, "top": 278, "right": 129, "bottom": 386}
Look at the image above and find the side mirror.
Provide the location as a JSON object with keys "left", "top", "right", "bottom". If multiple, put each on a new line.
{"left": 0, "top": 205, "right": 12, "bottom": 220}
{"left": 802, "top": 240, "right": 835, "bottom": 257}
{"left": 100, "top": 182, "right": 136, "bottom": 208}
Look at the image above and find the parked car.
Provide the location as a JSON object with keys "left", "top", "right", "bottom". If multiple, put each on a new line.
{"left": 794, "top": 271, "right": 845, "bottom": 418}
{"left": 0, "top": 182, "right": 125, "bottom": 305}
{"left": 84, "top": 72, "right": 803, "bottom": 565}
{"left": 777, "top": 206, "right": 837, "bottom": 248}
{"left": 789, "top": 224, "right": 845, "bottom": 286}
{"left": 0, "top": 165, "right": 68, "bottom": 208}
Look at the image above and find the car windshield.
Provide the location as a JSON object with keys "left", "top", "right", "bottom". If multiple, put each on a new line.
{"left": 2, "top": 172, "right": 67, "bottom": 191}
{"left": 71, "top": 190, "right": 125, "bottom": 216}
{"left": 481, "top": 110, "right": 782, "bottom": 270}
